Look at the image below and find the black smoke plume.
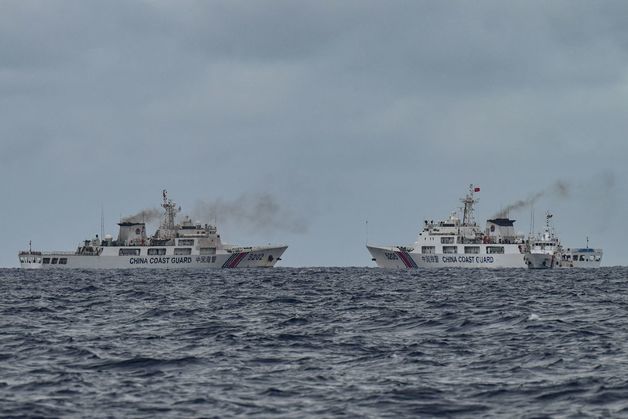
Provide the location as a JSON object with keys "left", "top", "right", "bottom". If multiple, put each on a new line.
{"left": 192, "top": 193, "right": 308, "bottom": 234}
{"left": 121, "top": 208, "right": 162, "bottom": 224}
{"left": 494, "top": 181, "right": 569, "bottom": 218}
{"left": 494, "top": 172, "right": 615, "bottom": 218}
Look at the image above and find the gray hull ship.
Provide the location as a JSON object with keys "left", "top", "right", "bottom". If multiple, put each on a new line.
{"left": 19, "top": 191, "right": 287, "bottom": 269}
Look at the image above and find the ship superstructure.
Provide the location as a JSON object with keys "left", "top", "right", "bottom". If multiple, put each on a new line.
{"left": 367, "top": 185, "right": 528, "bottom": 268}
{"left": 524, "top": 213, "right": 602, "bottom": 269}
{"left": 558, "top": 245, "right": 603, "bottom": 268}
{"left": 19, "top": 191, "right": 287, "bottom": 269}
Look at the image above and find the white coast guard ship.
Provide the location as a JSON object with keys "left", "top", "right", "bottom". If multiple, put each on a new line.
{"left": 523, "top": 212, "right": 561, "bottom": 269}
{"left": 367, "top": 185, "right": 529, "bottom": 268}
{"left": 524, "top": 212, "right": 603, "bottom": 269}
{"left": 19, "top": 191, "right": 288, "bottom": 269}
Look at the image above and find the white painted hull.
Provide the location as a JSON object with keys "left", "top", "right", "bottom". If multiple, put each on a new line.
{"left": 19, "top": 245, "right": 287, "bottom": 269}
{"left": 556, "top": 259, "right": 601, "bottom": 269}
{"left": 367, "top": 245, "right": 527, "bottom": 269}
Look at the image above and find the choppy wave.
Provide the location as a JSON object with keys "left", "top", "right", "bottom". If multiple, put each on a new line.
{"left": 1, "top": 267, "right": 628, "bottom": 417}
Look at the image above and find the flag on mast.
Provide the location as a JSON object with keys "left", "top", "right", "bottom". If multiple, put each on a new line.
{"left": 474, "top": 186, "right": 480, "bottom": 192}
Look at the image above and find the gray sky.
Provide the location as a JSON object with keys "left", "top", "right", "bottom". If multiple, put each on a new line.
{"left": 2, "top": 0, "right": 627, "bottom": 267}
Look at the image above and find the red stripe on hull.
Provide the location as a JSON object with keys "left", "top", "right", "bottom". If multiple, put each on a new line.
{"left": 396, "top": 251, "right": 413, "bottom": 268}
{"left": 228, "top": 252, "right": 249, "bottom": 268}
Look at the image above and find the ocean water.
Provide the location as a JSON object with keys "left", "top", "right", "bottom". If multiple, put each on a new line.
{"left": 1, "top": 267, "right": 628, "bottom": 418}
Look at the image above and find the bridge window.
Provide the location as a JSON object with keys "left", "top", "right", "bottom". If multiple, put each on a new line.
{"left": 59, "top": 258, "right": 68, "bottom": 265}
{"left": 465, "top": 246, "right": 480, "bottom": 254}
{"left": 119, "top": 248, "right": 141, "bottom": 256}
{"left": 178, "top": 239, "right": 194, "bottom": 246}
{"left": 443, "top": 246, "right": 458, "bottom": 254}
{"left": 51, "top": 258, "right": 58, "bottom": 264}
{"left": 43, "top": 258, "right": 50, "bottom": 264}
{"left": 174, "top": 248, "right": 192, "bottom": 255}
{"left": 421, "top": 246, "right": 435, "bottom": 254}
{"left": 148, "top": 248, "right": 166, "bottom": 256}
{"left": 487, "top": 246, "right": 504, "bottom": 254}
{"left": 441, "top": 237, "right": 454, "bottom": 244}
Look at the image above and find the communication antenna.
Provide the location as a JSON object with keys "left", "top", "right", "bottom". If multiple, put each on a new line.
{"left": 365, "top": 219, "right": 369, "bottom": 245}
{"left": 100, "top": 204, "right": 105, "bottom": 239}
{"left": 529, "top": 205, "right": 535, "bottom": 236}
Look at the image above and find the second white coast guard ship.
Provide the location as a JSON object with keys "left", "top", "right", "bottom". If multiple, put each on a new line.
{"left": 524, "top": 212, "right": 603, "bottom": 269}
{"left": 19, "top": 191, "right": 288, "bottom": 269}
{"left": 367, "top": 185, "right": 529, "bottom": 268}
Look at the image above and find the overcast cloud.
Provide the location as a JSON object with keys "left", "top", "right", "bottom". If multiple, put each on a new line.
{"left": 2, "top": 1, "right": 627, "bottom": 267}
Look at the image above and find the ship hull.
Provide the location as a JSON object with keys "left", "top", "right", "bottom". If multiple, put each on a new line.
{"left": 556, "top": 248, "right": 603, "bottom": 269}
{"left": 367, "top": 245, "right": 527, "bottom": 269}
{"left": 524, "top": 253, "right": 554, "bottom": 269}
{"left": 19, "top": 245, "right": 288, "bottom": 270}
{"left": 522, "top": 248, "right": 603, "bottom": 269}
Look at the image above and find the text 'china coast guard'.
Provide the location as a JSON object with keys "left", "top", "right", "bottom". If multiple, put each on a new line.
{"left": 19, "top": 191, "right": 288, "bottom": 269}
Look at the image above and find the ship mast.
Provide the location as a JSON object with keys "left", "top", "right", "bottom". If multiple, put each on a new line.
{"left": 545, "top": 211, "right": 552, "bottom": 229}
{"left": 158, "top": 189, "right": 180, "bottom": 239}
{"left": 543, "top": 211, "right": 553, "bottom": 240}
{"left": 461, "top": 184, "right": 479, "bottom": 226}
